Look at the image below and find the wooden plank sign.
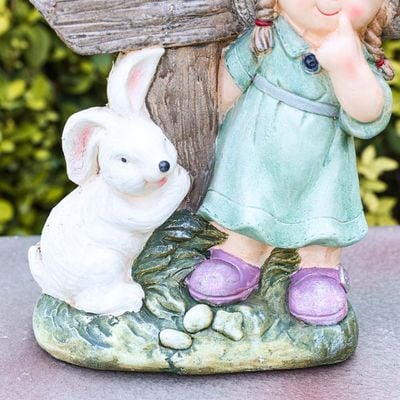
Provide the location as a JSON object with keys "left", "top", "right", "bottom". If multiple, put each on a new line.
{"left": 30, "top": 0, "right": 400, "bottom": 55}
{"left": 29, "top": 0, "right": 247, "bottom": 54}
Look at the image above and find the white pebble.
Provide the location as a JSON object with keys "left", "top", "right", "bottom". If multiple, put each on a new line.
{"left": 183, "top": 304, "right": 214, "bottom": 333}
{"left": 159, "top": 329, "right": 192, "bottom": 350}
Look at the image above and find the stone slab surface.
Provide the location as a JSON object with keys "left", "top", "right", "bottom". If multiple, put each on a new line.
{"left": 1, "top": 228, "right": 399, "bottom": 400}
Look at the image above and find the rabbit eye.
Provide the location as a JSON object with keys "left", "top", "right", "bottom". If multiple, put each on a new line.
{"left": 120, "top": 157, "right": 127, "bottom": 163}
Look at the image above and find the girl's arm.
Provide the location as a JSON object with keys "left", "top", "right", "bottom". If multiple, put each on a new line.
{"left": 218, "top": 59, "right": 243, "bottom": 121}
{"left": 315, "top": 13, "right": 385, "bottom": 123}
{"left": 329, "top": 63, "right": 384, "bottom": 123}
{"left": 217, "top": 29, "right": 265, "bottom": 122}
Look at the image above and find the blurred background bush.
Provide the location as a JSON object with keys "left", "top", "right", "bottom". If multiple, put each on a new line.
{"left": 0, "top": 0, "right": 399, "bottom": 235}
{"left": 0, "top": 0, "right": 112, "bottom": 235}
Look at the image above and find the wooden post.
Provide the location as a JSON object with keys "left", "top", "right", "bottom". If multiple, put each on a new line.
{"left": 30, "top": 0, "right": 400, "bottom": 210}
{"left": 146, "top": 44, "right": 225, "bottom": 210}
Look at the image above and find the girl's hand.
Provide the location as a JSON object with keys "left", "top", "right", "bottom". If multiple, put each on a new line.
{"left": 314, "top": 12, "right": 385, "bottom": 123}
{"left": 314, "top": 12, "right": 367, "bottom": 77}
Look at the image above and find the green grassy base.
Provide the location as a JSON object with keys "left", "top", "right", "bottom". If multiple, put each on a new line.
{"left": 32, "top": 210, "right": 358, "bottom": 374}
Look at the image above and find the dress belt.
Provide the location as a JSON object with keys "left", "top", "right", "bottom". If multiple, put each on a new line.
{"left": 253, "top": 74, "right": 340, "bottom": 119}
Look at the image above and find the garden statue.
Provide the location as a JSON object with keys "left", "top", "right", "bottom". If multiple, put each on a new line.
{"left": 29, "top": 0, "right": 399, "bottom": 373}
{"left": 192, "top": 0, "right": 394, "bottom": 325}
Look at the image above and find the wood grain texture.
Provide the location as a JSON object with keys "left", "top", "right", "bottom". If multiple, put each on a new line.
{"left": 147, "top": 43, "right": 224, "bottom": 211}
{"left": 30, "top": 0, "right": 243, "bottom": 54}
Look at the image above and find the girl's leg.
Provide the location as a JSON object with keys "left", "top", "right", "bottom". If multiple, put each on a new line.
{"left": 210, "top": 221, "right": 274, "bottom": 267}
{"left": 211, "top": 224, "right": 342, "bottom": 269}
{"left": 298, "top": 245, "right": 341, "bottom": 268}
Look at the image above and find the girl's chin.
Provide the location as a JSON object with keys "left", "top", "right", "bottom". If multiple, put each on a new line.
{"left": 284, "top": 14, "right": 338, "bottom": 39}
{"left": 310, "top": 21, "right": 339, "bottom": 36}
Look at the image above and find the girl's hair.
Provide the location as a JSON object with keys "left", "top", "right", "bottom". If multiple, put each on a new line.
{"left": 251, "top": 0, "right": 277, "bottom": 55}
{"left": 251, "top": 0, "right": 395, "bottom": 80}
{"left": 362, "top": 0, "right": 396, "bottom": 80}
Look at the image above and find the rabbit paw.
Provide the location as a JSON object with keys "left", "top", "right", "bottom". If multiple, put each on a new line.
{"left": 72, "top": 281, "right": 145, "bottom": 316}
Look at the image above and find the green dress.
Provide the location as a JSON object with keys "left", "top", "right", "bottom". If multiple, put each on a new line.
{"left": 197, "top": 16, "right": 393, "bottom": 249}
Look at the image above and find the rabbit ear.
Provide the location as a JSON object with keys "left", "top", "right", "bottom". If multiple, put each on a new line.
{"left": 107, "top": 47, "right": 165, "bottom": 116}
{"left": 62, "top": 107, "right": 110, "bottom": 185}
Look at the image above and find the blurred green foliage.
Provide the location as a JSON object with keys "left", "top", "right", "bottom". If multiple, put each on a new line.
{"left": 357, "top": 40, "right": 400, "bottom": 226}
{"left": 358, "top": 145, "right": 398, "bottom": 225}
{"left": 0, "top": 0, "right": 399, "bottom": 235}
{"left": 0, "top": 0, "right": 113, "bottom": 235}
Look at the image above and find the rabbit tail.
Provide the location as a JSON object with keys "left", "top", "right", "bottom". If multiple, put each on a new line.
{"left": 28, "top": 243, "right": 60, "bottom": 298}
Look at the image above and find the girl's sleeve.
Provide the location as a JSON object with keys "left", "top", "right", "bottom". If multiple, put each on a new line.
{"left": 338, "top": 67, "right": 393, "bottom": 140}
{"left": 224, "top": 29, "right": 263, "bottom": 92}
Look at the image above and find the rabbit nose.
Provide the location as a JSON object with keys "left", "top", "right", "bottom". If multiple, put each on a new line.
{"left": 159, "top": 160, "right": 170, "bottom": 173}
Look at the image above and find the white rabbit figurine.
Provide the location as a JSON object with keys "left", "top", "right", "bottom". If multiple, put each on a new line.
{"left": 28, "top": 47, "right": 190, "bottom": 316}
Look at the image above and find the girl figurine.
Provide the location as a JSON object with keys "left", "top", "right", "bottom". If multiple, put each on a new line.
{"left": 186, "top": 0, "right": 394, "bottom": 325}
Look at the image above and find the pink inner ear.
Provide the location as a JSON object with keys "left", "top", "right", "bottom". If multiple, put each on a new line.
{"left": 128, "top": 68, "right": 144, "bottom": 110}
{"left": 73, "top": 126, "right": 93, "bottom": 169}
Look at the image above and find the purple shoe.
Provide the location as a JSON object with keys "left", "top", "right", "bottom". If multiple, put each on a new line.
{"left": 288, "top": 265, "right": 350, "bottom": 326}
{"left": 185, "top": 249, "right": 261, "bottom": 306}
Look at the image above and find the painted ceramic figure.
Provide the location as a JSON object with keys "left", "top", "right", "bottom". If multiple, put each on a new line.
{"left": 29, "top": 0, "right": 397, "bottom": 373}
{"left": 29, "top": 48, "right": 190, "bottom": 316}
{"left": 188, "top": 0, "right": 394, "bottom": 325}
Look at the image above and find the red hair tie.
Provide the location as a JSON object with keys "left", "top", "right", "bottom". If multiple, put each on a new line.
{"left": 255, "top": 19, "right": 273, "bottom": 27}
{"left": 376, "top": 58, "right": 385, "bottom": 68}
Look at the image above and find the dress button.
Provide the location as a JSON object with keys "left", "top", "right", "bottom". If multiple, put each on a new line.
{"left": 302, "top": 53, "right": 321, "bottom": 74}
